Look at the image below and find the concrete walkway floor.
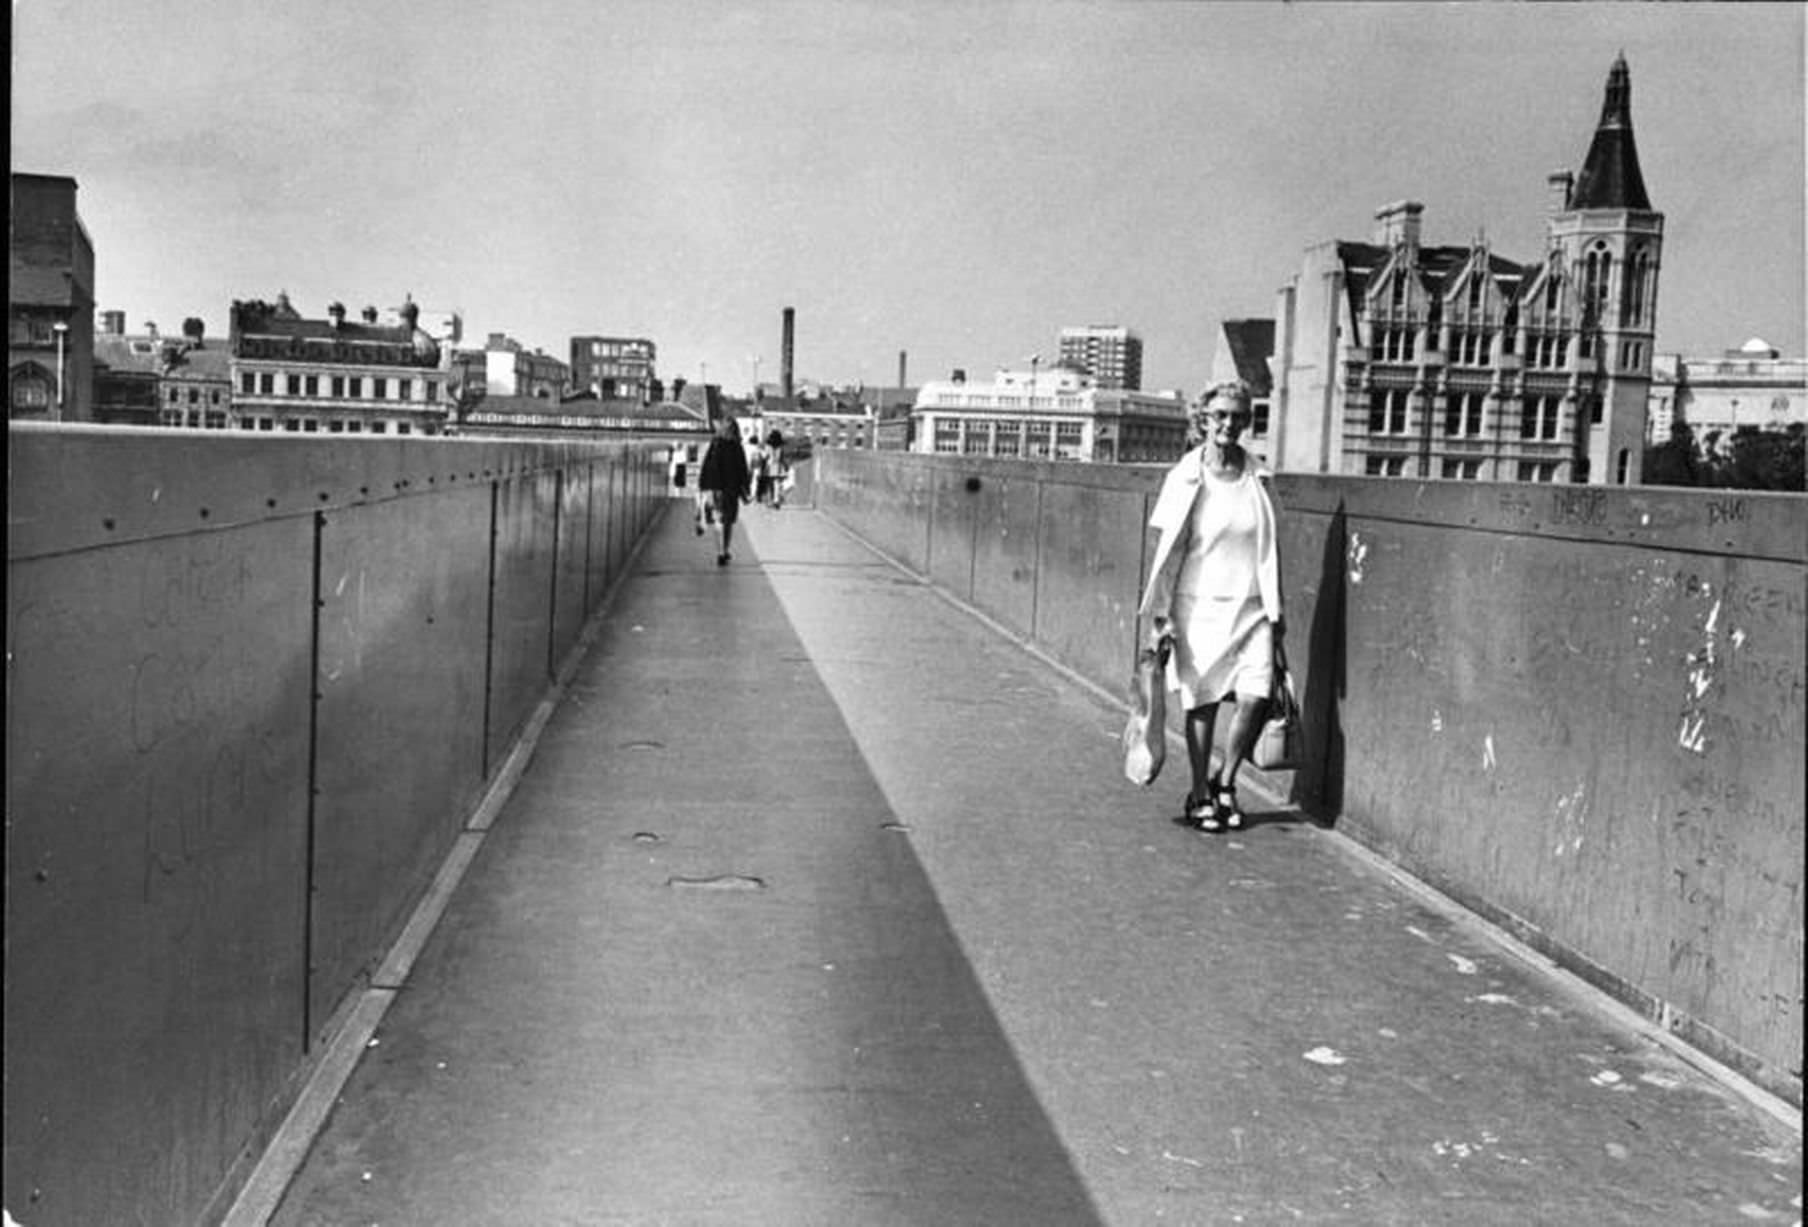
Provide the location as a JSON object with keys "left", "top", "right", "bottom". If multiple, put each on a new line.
{"left": 265, "top": 501, "right": 1801, "bottom": 1227}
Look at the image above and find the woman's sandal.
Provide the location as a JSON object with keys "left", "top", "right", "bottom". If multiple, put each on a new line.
{"left": 1185, "top": 789, "right": 1223, "bottom": 833}
{"left": 1214, "top": 781, "right": 1245, "bottom": 830}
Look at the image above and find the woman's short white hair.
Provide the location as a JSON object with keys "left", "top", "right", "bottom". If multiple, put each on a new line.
{"left": 1194, "top": 379, "right": 1254, "bottom": 415}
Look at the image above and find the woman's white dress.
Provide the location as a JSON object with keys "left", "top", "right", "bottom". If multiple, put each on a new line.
{"left": 1170, "top": 468, "right": 1274, "bottom": 708}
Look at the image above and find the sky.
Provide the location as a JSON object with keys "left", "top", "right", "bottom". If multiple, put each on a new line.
{"left": 11, "top": 1, "right": 1805, "bottom": 397}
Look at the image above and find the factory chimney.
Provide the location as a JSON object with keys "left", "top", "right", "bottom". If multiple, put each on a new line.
{"left": 781, "top": 306, "right": 795, "bottom": 402}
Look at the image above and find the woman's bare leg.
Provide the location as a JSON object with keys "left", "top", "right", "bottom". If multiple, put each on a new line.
{"left": 1183, "top": 702, "right": 1220, "bottom": 810}
{"left": 1221, "top": 695, "right": 1269, "bottom": 792}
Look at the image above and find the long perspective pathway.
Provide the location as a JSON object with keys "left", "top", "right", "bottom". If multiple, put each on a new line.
{"left": 265, "top": 499, "right": 1801, "bottom": 1226}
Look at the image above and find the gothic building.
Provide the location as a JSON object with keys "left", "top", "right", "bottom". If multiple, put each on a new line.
{"left": 1269, "top": 57, "right": 1662, "bottom": 484}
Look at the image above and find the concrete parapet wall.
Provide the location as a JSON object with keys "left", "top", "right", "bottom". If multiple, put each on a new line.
{"left": 5, "top": 424, "right": 665, "bottom": 1226}
{"left": 817, "top": 449, "right": 1805, "bottom": 1107}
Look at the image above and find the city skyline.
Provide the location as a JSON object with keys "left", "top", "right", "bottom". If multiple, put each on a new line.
{"left": 11, "top": 1, "right": 1804, "bottom": 396}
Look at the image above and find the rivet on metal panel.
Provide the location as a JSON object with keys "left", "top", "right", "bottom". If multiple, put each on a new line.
{"left": 199, "top": 507, "right": 210, "bottom": 519}
{"left": 318, "top": 492, "right": 330, "bottom": 502}
{"left": 266, "top": 498, "right": 277, "bottom": 509}
{"left": 359, "top": 486, "right": 370, "bottom": 497}
{"left": 102, "top": 518, "right": 115, "bottom": 530}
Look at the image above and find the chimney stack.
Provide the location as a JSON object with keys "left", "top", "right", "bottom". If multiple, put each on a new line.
{"left": 328, "top": 302, "right": 346, "bottom": 329}
{"left": 1547, "top": 170, "right": 1575, "bottom": 216}
{"left": 898, "top": 350, "right": 907, "bottom": 389}
{"left": 781, "top": 306, "right": 795, "bottom": 402}
{"left": 1373, "top": 200, "right": 1424, "bottom": 249}
{"left": 101, "top": 310, "right": 125, "bottom": 335}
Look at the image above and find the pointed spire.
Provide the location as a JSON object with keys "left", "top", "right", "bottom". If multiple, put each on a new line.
{"left": 1571, "top": 55, "right": 1652, "bottom": 210}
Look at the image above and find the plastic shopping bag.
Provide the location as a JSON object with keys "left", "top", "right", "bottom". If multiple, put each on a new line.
{"left": 1122, "top": 637, "right": 1171, "bottom": 786}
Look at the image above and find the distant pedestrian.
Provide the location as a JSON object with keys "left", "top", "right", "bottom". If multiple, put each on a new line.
{"left": 751, "top": 436, "right": 772, "bottom": 506}
{"left": 760, "top": 429, "right": 788, "bottom": 508}
{"left": 699, "top": 414, "right": 752, "bottom": 565}
{"left": 1137, "top": 380, "right": 1283, "bottom": 832}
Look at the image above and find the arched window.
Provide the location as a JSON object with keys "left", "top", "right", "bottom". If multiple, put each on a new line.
{"left": 10, "top": 363, "right": 54, "bottom": 416}
{"left": 1583, "top": 244, "right": 1612, "bottom": 323}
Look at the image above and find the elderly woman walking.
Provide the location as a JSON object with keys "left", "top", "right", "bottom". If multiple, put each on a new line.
{"left": 1137, "top": 380, "right": 1283, "bottom": 832}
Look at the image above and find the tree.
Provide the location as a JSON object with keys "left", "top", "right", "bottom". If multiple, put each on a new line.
{"left": 1644, "top": 421, "right": 1806, "bottom": 491}
{"left": 1641, "top": 418, "right": 1701, "bottom": 487}
{"left": 1716, "top": 425, "right": 1804, "bottom": 491}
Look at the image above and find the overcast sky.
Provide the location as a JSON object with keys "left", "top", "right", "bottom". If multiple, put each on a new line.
{"left": 12, "top": 1, "right": 1804, "bottom": 395}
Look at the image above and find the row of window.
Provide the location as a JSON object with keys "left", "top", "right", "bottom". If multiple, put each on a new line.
{"left": 1369, "top": 327, "right": 1582, "bottom": 368}
{"left": 929, "top": 417, "right": 1087, "bottom": 458}
{"left": 1366, "top": 390, "right": 1601, "bottom": 438}
{"left": 158, "top": 410, "right": 418, "bottom": 434}
{"left": 236, "top": 370, "right": 442, "bottom": 402}
{"left": 166, "top": 386, "right": 226, "bottom": 406}
{"left": 1365, "top": 454, "right": 1560, "bottom": 482}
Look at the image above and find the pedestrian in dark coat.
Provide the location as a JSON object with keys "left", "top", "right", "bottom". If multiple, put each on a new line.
{"left": 699, "top": 414, "right": 752, "bottom": 565}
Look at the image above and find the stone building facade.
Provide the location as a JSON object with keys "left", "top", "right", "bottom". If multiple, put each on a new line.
{"left": 911, "top": 365, "right": 1186, "bottom": 463}
{"left": 569, "top": 335, "right": 657, "bottom": 403}
{"left": 1269, "top": 57, "right": 1662, "bottom": 484}
{"left": 228, "top": 294, "right": 455, "bottom": 435}
{"left": 93, "top": 317, "right": 232, "bottom": 428}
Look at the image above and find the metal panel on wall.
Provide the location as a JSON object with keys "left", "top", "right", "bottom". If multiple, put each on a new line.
{"left": 550, "top": 466, "right": 592, "bottom": 671}
{"left": 5, "top": 523, "right": 313, "bottom": 1227}
{"left": 967, "top": 472, "right": 1040, "bottom": 639}
{"left": 820, "top": 450, "right": 932, "bottom": 574}
{"left": 609, "top": 450, "right": 630, "bottom": 595}
{"left": 1336, "top": 514, "right": 1804, "bottom": 1085}
{"left": 587, "top": 455, "right": 618, "bottom": 613}
{"left": 309, "top": 487, "right": 494, "bottom": 1034}
{"left": 927, "top": 466, "right": 979, "bottom": 599}
{"left": 487, "top": 470, "right": 560, "bottom": 767}
{"left": 1032, "top": 478, "right": 1151, "bottom": 693}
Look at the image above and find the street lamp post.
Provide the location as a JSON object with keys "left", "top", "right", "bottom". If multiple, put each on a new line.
{"left": 52, "top": 320, "right": 69, "bottom": 422}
